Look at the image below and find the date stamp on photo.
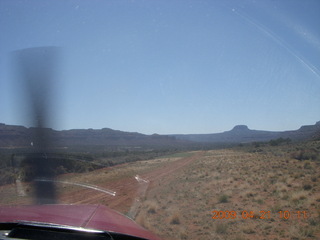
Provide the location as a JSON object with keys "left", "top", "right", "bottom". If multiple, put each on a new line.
{"left": 211, "top": 210, "right": 309, "bottom": 220}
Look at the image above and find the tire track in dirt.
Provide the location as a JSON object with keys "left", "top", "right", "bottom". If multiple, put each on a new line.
{"left": 59, "top": 176, "right": 138, "bottom": 213}
{"left": 120, "top": 151, "right": 204, "bottom": 215}
{"left": 141, "top": 151, "right": 204, "bottom": 184}
{"left": 126, "top": 151, "right": 205, "bottom": 218}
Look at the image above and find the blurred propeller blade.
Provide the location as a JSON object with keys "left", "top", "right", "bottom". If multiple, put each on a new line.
{"left": 13, "top": 47, "right": 61, "bottom": 204}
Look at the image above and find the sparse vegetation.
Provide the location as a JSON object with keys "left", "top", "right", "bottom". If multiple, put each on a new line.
{"left": 218, "top": 194, "right": 229, "bottom": 203}
{"left": 269, "top": 137, "right": 291, "bottom": 146}
{"left": 215, "top": 223, "right": 228, "bottom": 234}
{"left": 146, "top": 201, "right": 158, "bottom": 214}
{"left": 169, "top": 211, "right": 181, "bottom": 225}
{"left": 1, "top": 140, "right": 319, "bottom": 239}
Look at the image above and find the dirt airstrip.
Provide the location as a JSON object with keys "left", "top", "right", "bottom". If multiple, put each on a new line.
{"left": 58, "top": 151, "right": 204, "bottom": 215}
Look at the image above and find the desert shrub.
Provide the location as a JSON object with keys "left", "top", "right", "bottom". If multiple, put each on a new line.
{"left": 216, "top": 223, "right": 228, "bottom": 234}
{"left": 303, "top": 184, "right": 312, "bottom": 190}
{"left": 299, "top": 226, "right": 314, "bottom": 238}
{"left": 308, "top": 218, "right": 319, "bottom": 226}
{"left": 169, "top": 212, "right": 181, "bottom": 225}
{"left": 291, "top": 148, "right": 319, "bottom": 161}
{"left": 146, "top": 201, "right": 158, "bottom": 214}
{"left": 55, "top": 165, "right": 68, "bottom": 174}
{"left": 303, "top": 161, "right": 312, "bottom": 169}
{"left": 242, "top": 227, "right": 255, "bottom": 234}
{"left": 0, "top": 169, "right": 15, "bottom": 185}
{"left": 291, "top": 191, "right": 307, "bottom": 205}
{"left": 218, "top": 194, "right": 229, "bottom": 203}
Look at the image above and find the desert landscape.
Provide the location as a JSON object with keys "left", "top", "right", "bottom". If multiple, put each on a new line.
{"left": 1, "top": 1, "right": 319, "bottom": 239}
{"left": 1, "top": 140, "right": 319, "bottom": 240}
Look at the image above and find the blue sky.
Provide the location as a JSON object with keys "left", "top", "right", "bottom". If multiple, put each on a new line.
{"left": 1, "top": 0, "right": 320, "bottom": 134}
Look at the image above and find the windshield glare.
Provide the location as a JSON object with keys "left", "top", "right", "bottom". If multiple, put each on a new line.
{"left": 0, "top": 1, "right": 320, "bottom": 240}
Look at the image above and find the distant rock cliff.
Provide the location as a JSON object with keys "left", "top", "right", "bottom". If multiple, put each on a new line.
{"left": 281, "top": 121, "right": 320, "bottom": 141}
{"left": 0, "top": 123, "right": 184, "bottom": 148}
{"left": 173, "top": 122, "right": 320, "bottom": 143}
{"left": 1, "top": 121, "right": 319, "bottom": 148}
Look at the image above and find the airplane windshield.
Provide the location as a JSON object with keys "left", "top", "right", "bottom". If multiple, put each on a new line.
{"left": 0, "top": 1, "right": 319, "bottom": 239}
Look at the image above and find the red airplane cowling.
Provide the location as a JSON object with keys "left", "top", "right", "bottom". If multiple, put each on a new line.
{"left": 0, "top": 204, "right": 162, "bottom": 240}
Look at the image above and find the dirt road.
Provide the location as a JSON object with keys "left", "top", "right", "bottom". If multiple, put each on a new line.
{"left": 58, "top": 151, "right": 204, "bottom": 215}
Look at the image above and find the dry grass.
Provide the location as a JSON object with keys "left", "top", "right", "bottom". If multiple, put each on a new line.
{"left": 135, "top": 144, "right": 320, "bottom": 240}
{"left": 1, "top": 142, "right": 319, "bottom": 239}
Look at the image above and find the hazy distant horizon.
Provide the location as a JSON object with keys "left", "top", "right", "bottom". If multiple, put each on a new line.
{"left": 1, "top": 119, "right": 319, "bottom": 136}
